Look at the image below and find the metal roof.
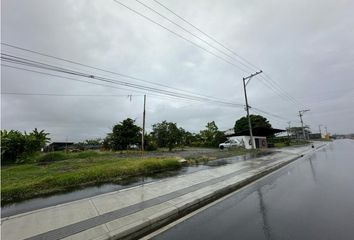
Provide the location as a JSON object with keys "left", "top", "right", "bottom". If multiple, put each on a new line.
{"left": 226, "top": 127, "right": 285, "bottom": 137}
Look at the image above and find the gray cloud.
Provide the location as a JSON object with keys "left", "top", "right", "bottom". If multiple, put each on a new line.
{"left": 2, "top": 0, "right": 354, "bottom": 141}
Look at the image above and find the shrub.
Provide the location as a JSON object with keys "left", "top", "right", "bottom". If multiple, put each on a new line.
{"left": 146, "top": 141, "right": 158, "bottom": 151}
{"left": 37, "top": 152, "right": 67, "bottom": 163}
{"left": 71, "top": 151, "right": 100, "bottom": 159}
{"left": 1, "top": 129, "right": 50, "bottom": 165}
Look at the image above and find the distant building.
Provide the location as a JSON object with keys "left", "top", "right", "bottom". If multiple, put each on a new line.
{"left": 225, "top": 127, "right": 285, "bottom": 149}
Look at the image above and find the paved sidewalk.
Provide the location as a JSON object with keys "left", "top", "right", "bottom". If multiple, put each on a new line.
{"left": 1, "top": 142, "right": 327, "bottom": 240}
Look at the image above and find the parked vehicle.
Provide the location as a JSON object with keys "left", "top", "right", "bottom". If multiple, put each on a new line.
{"left": 219, "top": 139, "right": 240, "bottom": 149}
{"left": 127, "top": 144, "right": 140, "bottom": 150}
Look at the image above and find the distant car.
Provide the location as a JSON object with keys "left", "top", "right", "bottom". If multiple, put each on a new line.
{"left": 219, "top": 139, "right": 240, "bottom": 149}
{"left": 127, "top": 144, "right": 140, "bottom": 150}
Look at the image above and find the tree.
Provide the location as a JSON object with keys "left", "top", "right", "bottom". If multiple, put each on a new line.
{"left": 151, "top": 121, "right": 181, "bottom": 151}
{"left": 104, "top": 118, "right": 141, "bottom": 150}
{"left": 1, "top": 130, "right": 26, "bottom": 163}
{"left": 234, "top": 115, "right": 271, "bottom": 133}
{"left": 199, "top": 121, "right": 227, "bottom": 147}
{"left": 26, "top": 128, "right": 51, "bottom": 152}
{"left": 179, "top": 129, "right": 194, "bottom": 146}
{"left": 1, "top": 129, "right": 50, "bottom": 164}
{"left": 144, "top": 133, "right": 158, "bottom": 151}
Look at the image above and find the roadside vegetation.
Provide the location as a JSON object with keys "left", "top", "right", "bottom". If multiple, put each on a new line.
{"left": 273, "top": 139, "right": 311, "bottom": 148}
{"left": 1, "top": 114, "right": 322, "bottom": 204}
{"left": 1, "top": 155, "right": 181, "bottom": 204}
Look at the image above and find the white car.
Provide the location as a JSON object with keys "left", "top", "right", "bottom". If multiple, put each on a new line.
{"left": 219, "top": 139, "right": 241, "bottom": 149}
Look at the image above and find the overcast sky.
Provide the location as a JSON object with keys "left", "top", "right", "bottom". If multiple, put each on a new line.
{"left": 1, "top": 0, "right": 354, "bottom": 142}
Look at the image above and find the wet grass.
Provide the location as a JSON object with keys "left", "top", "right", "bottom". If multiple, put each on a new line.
{"left": 1, "top": 146, "right": 277, "bottom": 204}
{"left": 34, "top": 150, "right": 116, "bottom": 163}
{"left": 1, "top": 156, "right": 181, "bottom": 204}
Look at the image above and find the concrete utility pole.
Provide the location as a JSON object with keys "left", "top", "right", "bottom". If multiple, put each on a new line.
{"left": 242, "top": 70, "right": 262, "bottom": 149}
{"left": 298, "top": 109, "right": 310, "bottom": 140}
{"left": 141, "top": 95, "right": 146, "bottom": 151}
{"left": 318, "top": 124, "right": 323, "bottom": 138}
{"left": 65, "top": 136, "right": 68, "bottom": 154}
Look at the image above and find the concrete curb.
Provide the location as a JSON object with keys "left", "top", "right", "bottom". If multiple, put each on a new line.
{"left": 117, "top": 143, "right": 328, "bottom": 240}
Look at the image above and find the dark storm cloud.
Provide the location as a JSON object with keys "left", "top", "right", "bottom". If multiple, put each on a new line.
{"left": 1, "top": 0, "right": 354, "bottom": 141}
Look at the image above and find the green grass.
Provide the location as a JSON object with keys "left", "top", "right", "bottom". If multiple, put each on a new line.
{"left": 1, "top": 156, "right": 181, "bottom": 204}
{"left": 35, "top": 150, "right": 115, "bottom": 163}
{"left": 311, "top": 138, "right": 332, "bottom": 142}
{"left": 274, "top": 142, "right": 289, "bottom": 148}
{"left": 274, "top": 140, "right": 310, "bottom": 148}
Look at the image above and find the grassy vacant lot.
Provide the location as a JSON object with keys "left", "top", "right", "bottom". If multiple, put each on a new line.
{"left": 1, "top": 144, "right": 288, "bottom": 204}
{"left": 1, "top": 151, "right": 181, "bottom": 204}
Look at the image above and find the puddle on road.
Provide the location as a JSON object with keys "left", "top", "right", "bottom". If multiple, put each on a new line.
{"left": 1, "top": 151, "right": 273, "bottom": 218}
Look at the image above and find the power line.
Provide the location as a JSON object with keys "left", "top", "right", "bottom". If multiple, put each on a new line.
{"left": 151, "top": 0, "right": 261, "bottom": 71}
{"left": 1, "top": 60, "right": 244, "bottom": 108}
{"left": 1, "top": 43, "right": 229, "bottom": 100}
{"left": 261, "top": 73, "right": 305, "bottom": 107}
{"left": 150, "top": 0, "right": 304, "bottom": 108}
{"left": 251, "top": 106, "right": 289, "bottom": 122}
{"left": 0, "top": 64, "right": 223, "bottom": 106}
{"left": 112, "top": 0, "right": 250, "bottom": 73}
{"left": 1, "top": 53, "right": 244, "bottom": 106}
{"left": 1, "top": 92, "right": 143, "bottom": 97}
{"left": 256, "top": 75, "right": 299, "bottom": 105}
{"left": 3, "top": 52, "right": 297, "bottom": 122}
{"left": 1, "top": 65, "right": 219, "bottom": 106}
{"left": 112, "top": 1, "right": 304, "bottom": 109}
{"left": 3, "top": 59, "right": 296, "bottom": 125}
{"left": 0, "top": 91, "right": 217, "bottom": 106}
{"left": 2, "top": 45, "right": 303, "bottom": 111}
{"left": 1, "top": 64, "right": 144, "bottom": 94}
{"left": 135, "top": 0, "right": 256, "bottom": 72}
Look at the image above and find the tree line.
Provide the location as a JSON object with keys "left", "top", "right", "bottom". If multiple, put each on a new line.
{"left": 102, "top": 118, "right": 227, "bottom": 151}
{"left": 1, "top": 114, "right": 272, "bottom": 164}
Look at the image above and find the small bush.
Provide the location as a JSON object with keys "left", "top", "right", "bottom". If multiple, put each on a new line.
{"left": 71, "top": 151, "right": 100, "bottom": 159}
{"left": 146, "top": 142, "right": 158, "bottom": 151}
{"left": 1, "top": 129, "right": 50, "bottom": 165}
{"left": 37, "top": 152, "right": 67, "bottom": 163}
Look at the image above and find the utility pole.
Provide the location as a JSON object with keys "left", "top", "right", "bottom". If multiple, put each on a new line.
{"left": 242, "top": 70, "right": 262, "bottom": 149}
{"left": 318, "top": 124, "right": 322, "bottom": 138}
{"left": 65, "top": 136, "right": 68, "bottom": 154}
{"left": 141, "top": 95, "right": 146, "bottom": 151}
{"left": 298, "top": 109, "right": 310, "bottom": 140}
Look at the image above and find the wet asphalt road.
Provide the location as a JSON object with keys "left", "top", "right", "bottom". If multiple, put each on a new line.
{"left": 153, "top": 140, "right": 354, "bottom": 240}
